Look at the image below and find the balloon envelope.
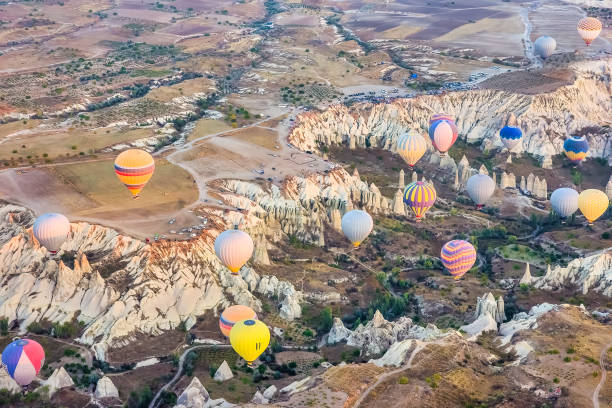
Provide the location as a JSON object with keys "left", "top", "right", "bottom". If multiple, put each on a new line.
{"left": 466, "top": 174, "right": 495, "bottom": 208}
{"left": 577, "top": 17, "right": 602, "bottom": 46}
{"left": 563, "top": 136, "right": 589, "bottom": 164}
{"left": 499, "top": 126, "right": 522, "bottom": 150}
{"left": 429, "top": 113, "right": 455, "bottom": 125}
{"left": 403, "top": 181, "right": 436, "bottom": 220}
{"left": 578, "top": 189, "right": 609, "bottom": 224}
{"left": 534, "top": 36, "right": 556, "bottom": 59}
{"left": 397, "top": 132, "right": 426, "bottom": 168}
{"left": 429, "top": 119, "right": 458, "bottom": 154}
{"left": 114, "top": 149, "right": 155, "bottom": 198}
{"left": 550, "top": 188, "right": 579, "bottom": 218}
{"left": 215, "top": 229, "right": 254, "bottom": 274}
{"left": 341, "top": 210, "right": 373, "bottom": 247}
{"left": 220, "top": 305, "right": 257, "bottom": 337}
{"left": 230, "top": 319, "right": 270, "bottom": 365}
{"left": 441, "top": 240, "right": 476, "bottom": 280}
{"left": 2, "top": 339, "right": 45, "bottom": 386}
{"left": 33, "top": 213, "right": 70, "bottom": 254}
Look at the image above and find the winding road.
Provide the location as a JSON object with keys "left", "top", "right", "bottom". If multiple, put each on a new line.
{"left": 148, "top": 344, "right": 232, "bottom": 408}
{"left": 592, "top": 341, "right": 611, "bottom": 408}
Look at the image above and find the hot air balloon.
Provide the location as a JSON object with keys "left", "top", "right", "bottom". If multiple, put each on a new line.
{"left": 214, "top": 228, "right": 254, "bottom": 275}
{"left": 466, "top": 174, "right": 495, "bottom": 209}
{"left": 403, "top": 181, "right": 436, "bottom": 221}
{"left": 1, "top": 339, "right": 45, "bottom": 386}
{"left": 534, "top": 36, "right": 557, "bottom": 59}
{"left": 397, "top": 132, "right": 426, "bottom": 169}
{"left": 32, "top": 213, "right": 70, "bottom": 255}
{"left": 577, "top": 17, "right": 602, "bottom": 46}
{"left": 429, "top": 113, "right": 455, "bottom": 125}
{"left": 429, "top": 118, "right": 458, "bottom": 156}
{"left": 550, "top": 187, "right": 579, "bottom": 219}
{"left": 499, "top": 126, "right": 522, "bottom": 151}
{"left": 440, "top": 240, "right": 477, "bottom": 280}
{"left": 114, "top": 149, "right": 155, "bottom": 199}
{"left": 563, "top": 136, "right": 589, "bottom": 165}
{"left": 219, "top": 305, "right": 257, "bottom": 337}
{"left": 578, "top": 189, "right": 609, "bottom": 225}
{"left": 230, "top": 319, "right": 270, "bottom": 367}
{"left": 341, "top": 210, "right": 373, "bottom": 247}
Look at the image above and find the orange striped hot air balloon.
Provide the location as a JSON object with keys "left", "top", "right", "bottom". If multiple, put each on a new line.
{"left": 397, "top": 132, "right": 427, "bottom": 169}
{"left": 114, "top": 149, "right": 155, "bottom": 199}
{"left": 441, "top": 240, "right": 476, "bottom": 280}
{"left": 403, "top": 181, "right": 437, "bottom": 222}
{"left": 219, "top": 305, "right": 257, "bottom": 337}
{"left": 577, "top": 17, "right": 602, "bottom": 46}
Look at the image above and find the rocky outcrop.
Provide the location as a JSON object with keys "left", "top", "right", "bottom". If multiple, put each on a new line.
{"left": 262, "top": 385, "right": 277, "bottom": 400}
{"left": 174, "top": 377, "right": 235, "bottom": 408}
{"left": 0, "top": 369, "right": 21, "bottom": 394}
{"left": 251, "top": 391, "right": 268, "bottom": 404}
{"left": 94, "top": 376, "right": 119, "bottom": 399}
{"left": 398, "top": 169, "right": 405, "bottom": 188}
{"left": 473, "top": 293, "right": 506, "bottom": 324}
{"left": 520, "top": 263, "right": 533, "bottom": 285}
{"left": 460, "top": 313, "right": 498, "bottom": 338}
{"left": 0, "top": 204, "right": 302, "bottom": 360}
{"left": 533, "top": 251, "right": 612, "bottom": 296}
{"left": 326, "top": 310, "right": 449, "bottom": 356}
{"left": 41, "top": 367, "right": 74, "bottom": 397}
{"left": 499, "top": 303, "right": 558, "bottom": 345}
{"left": 392, "top": 189, "right": 405, "bottom": 215}
{"left": 289, "top": 59, "right": 612, "bottom": 166}
{"left": 521, "top": 173, "right": 547, "bottom": 199}
{"left": 214, "top": 361, "right": 233, "bottom": 382}
{"left": 606, "top": 175, "right": 612, "bottom": 200}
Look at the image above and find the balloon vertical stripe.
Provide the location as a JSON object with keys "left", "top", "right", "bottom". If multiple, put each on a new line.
{"left": 403, "top": 181, "right": 437, "bottom": 220}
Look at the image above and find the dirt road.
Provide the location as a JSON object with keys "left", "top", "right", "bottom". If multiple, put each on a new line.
{"left": 592, "top": 341, "right": 611, "bottom": 408}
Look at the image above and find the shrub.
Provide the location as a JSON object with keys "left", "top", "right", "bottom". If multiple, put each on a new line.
{"left": 302, "top": 329, "right": 313, "bottom": 337}
{"left": 0, "top": 318, "right": 8, "bottom": 336}
{"left": 553, "top": 377, "right": 559, "bottom": 383}
{"left": 398, "top": 376, "right": 409, "bottom": 384}
{"left": 563, "top": 357, "right": 571, "bottom": 362}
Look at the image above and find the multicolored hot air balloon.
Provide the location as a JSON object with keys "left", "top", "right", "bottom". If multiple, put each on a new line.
{"left": 577, "top": 17, "right": 602, "bottom": 46}
{"left": 578, "top": 189, "right": 609, "bottom": 225}
{"left": 403, "top": 181, "right": 436, "bottom": 221}
{"left": 341, "top": 210, "right": 373, "bottom": 247}
{"left": 429, "top": 113, "right": 455, "bottom": 125}
{"left": 397, "top": 132, "right": 426, "bottom": 169}
{"left": 230, "top": 319, "right": 270, "bottom": 367}
{"left": 499, "top": 126, "right": 522, "bottom": 151}
{"left": 563, "top": 136, "right": 589, "bottom": 165}
{"left": 429, "top": 118, "right": 458, "bottom": 156}
{"left": 550, "top": 187, "right": 579, "bottom": 219}
{"left": 534, "top": 36, "right": 557, "bottom": 59}
{"left": 32, "top": 213, "right": 70, "bottom": 255}
{"left": 1, "top": 339, "right": 45, "bottom": 386}
{"left": 441, "top": 240, "right": 477, "bottom": 280}
{"left": 214, "top": 228, "right": 254, "bottom": 274}
{"left": 114, "top": 149, "right": 155, "bottom": 199}
{"left": 466, "top": 174, "right": 495, "bottom": 209}
{"left": 220, "top": 305, "right": 257, "bottom": 337}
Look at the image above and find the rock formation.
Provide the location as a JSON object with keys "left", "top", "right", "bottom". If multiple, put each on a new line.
{"left": 174, "top": 377, "right": 235, "bottom": 408}
{"left": 398, "top": 169, "right": 405, "bottom": 188}
{"left": 95, "top": 376, "right": 119, "bottom": 399}
{"left": 411, "top": 171, "right": 418, "bottom": 183}
{"left": 214, "top": 361, "right": 233, "bottom": 382}
{"left": 533, "top": 251, "right": 612, "bottom": 296}
{"left": 262, "top": 385, "right": 277, "bottom": 400}
{"left": 326, "top": 310, "right": 448, "bottom": 356}
{"left": 253, "top": 236, "right": 270, "bottom": 266}
{"left": 289, "top": 60, "right": 612, "bottom": 167}
{"left": 251, "top": 391, "right": 268, "bottom": 404}
{"left": 41, "top": 367, "right": 74, "bottom": 397}
{"left": 473, "top": 292, "right": 506, "bottom": 324}
{"left": 392, "top": 189, "right": 405, "bottom": 215}
{"left": 606, "top": 175, "right": 612, "bottom": 200}
{"left": 0, "top": 369, "right": 20, "bottom": 394}
{"left": 520, "top": 263, "right": 533, "bottom": 285}
{"left": 499, "top": 303, "right": 559, "bottom": 344}
{"left": 500, "top": 172, "right": 516, "bottom": 189}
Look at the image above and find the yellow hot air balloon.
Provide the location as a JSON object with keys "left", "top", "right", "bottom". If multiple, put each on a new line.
{"left": 578, "top": 189, "right": 609, "bottom": 224}
{"left": 114, "top": 149, "right": 155, "bottom": 199}
{"left": 230, "top": 319, "right": 270, "bottom": 367}
{"left": 397, "top": 132, "right": 426, "bottom": 169}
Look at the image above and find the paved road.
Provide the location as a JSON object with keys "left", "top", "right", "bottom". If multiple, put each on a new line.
{"left": 592, "top": 341, "right": 611, "bottom": 408}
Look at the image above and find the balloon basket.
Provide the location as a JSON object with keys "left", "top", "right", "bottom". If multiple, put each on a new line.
{"left": 132, "top": 195, "right": 140, "bottom": 200}
{"left": 476, "top": 205, "right": 484, "bottom": 210}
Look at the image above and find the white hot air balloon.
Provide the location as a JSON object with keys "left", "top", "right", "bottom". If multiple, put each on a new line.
{"left": 550, "top": 187, "right": 579, "bottom": 220}
{"left": 466, "top": 174, "right": 495, "bottom": 209}
{"left": 534, "top": 36, "right": 556, "bottom": 59}
{"left": 214, "top": 228, "right": 254, "bottom": 275}
{"left": 341, "top": 210, "right": 373, "bottom": 247}
{"left": 32, "top": 213, "right": 70, "bottom": 254}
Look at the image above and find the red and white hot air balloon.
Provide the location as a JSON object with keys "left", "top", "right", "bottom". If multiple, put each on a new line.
{"left": 577, "top": 17, "right": 602, "bottom": 46}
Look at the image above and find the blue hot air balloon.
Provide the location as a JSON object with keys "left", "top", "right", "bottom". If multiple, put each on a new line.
{"left": 499, "top": 126, "right": 522, "bottom": 150}
{"left": 563, "top": 136, "right": 589, "bottom": 165}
